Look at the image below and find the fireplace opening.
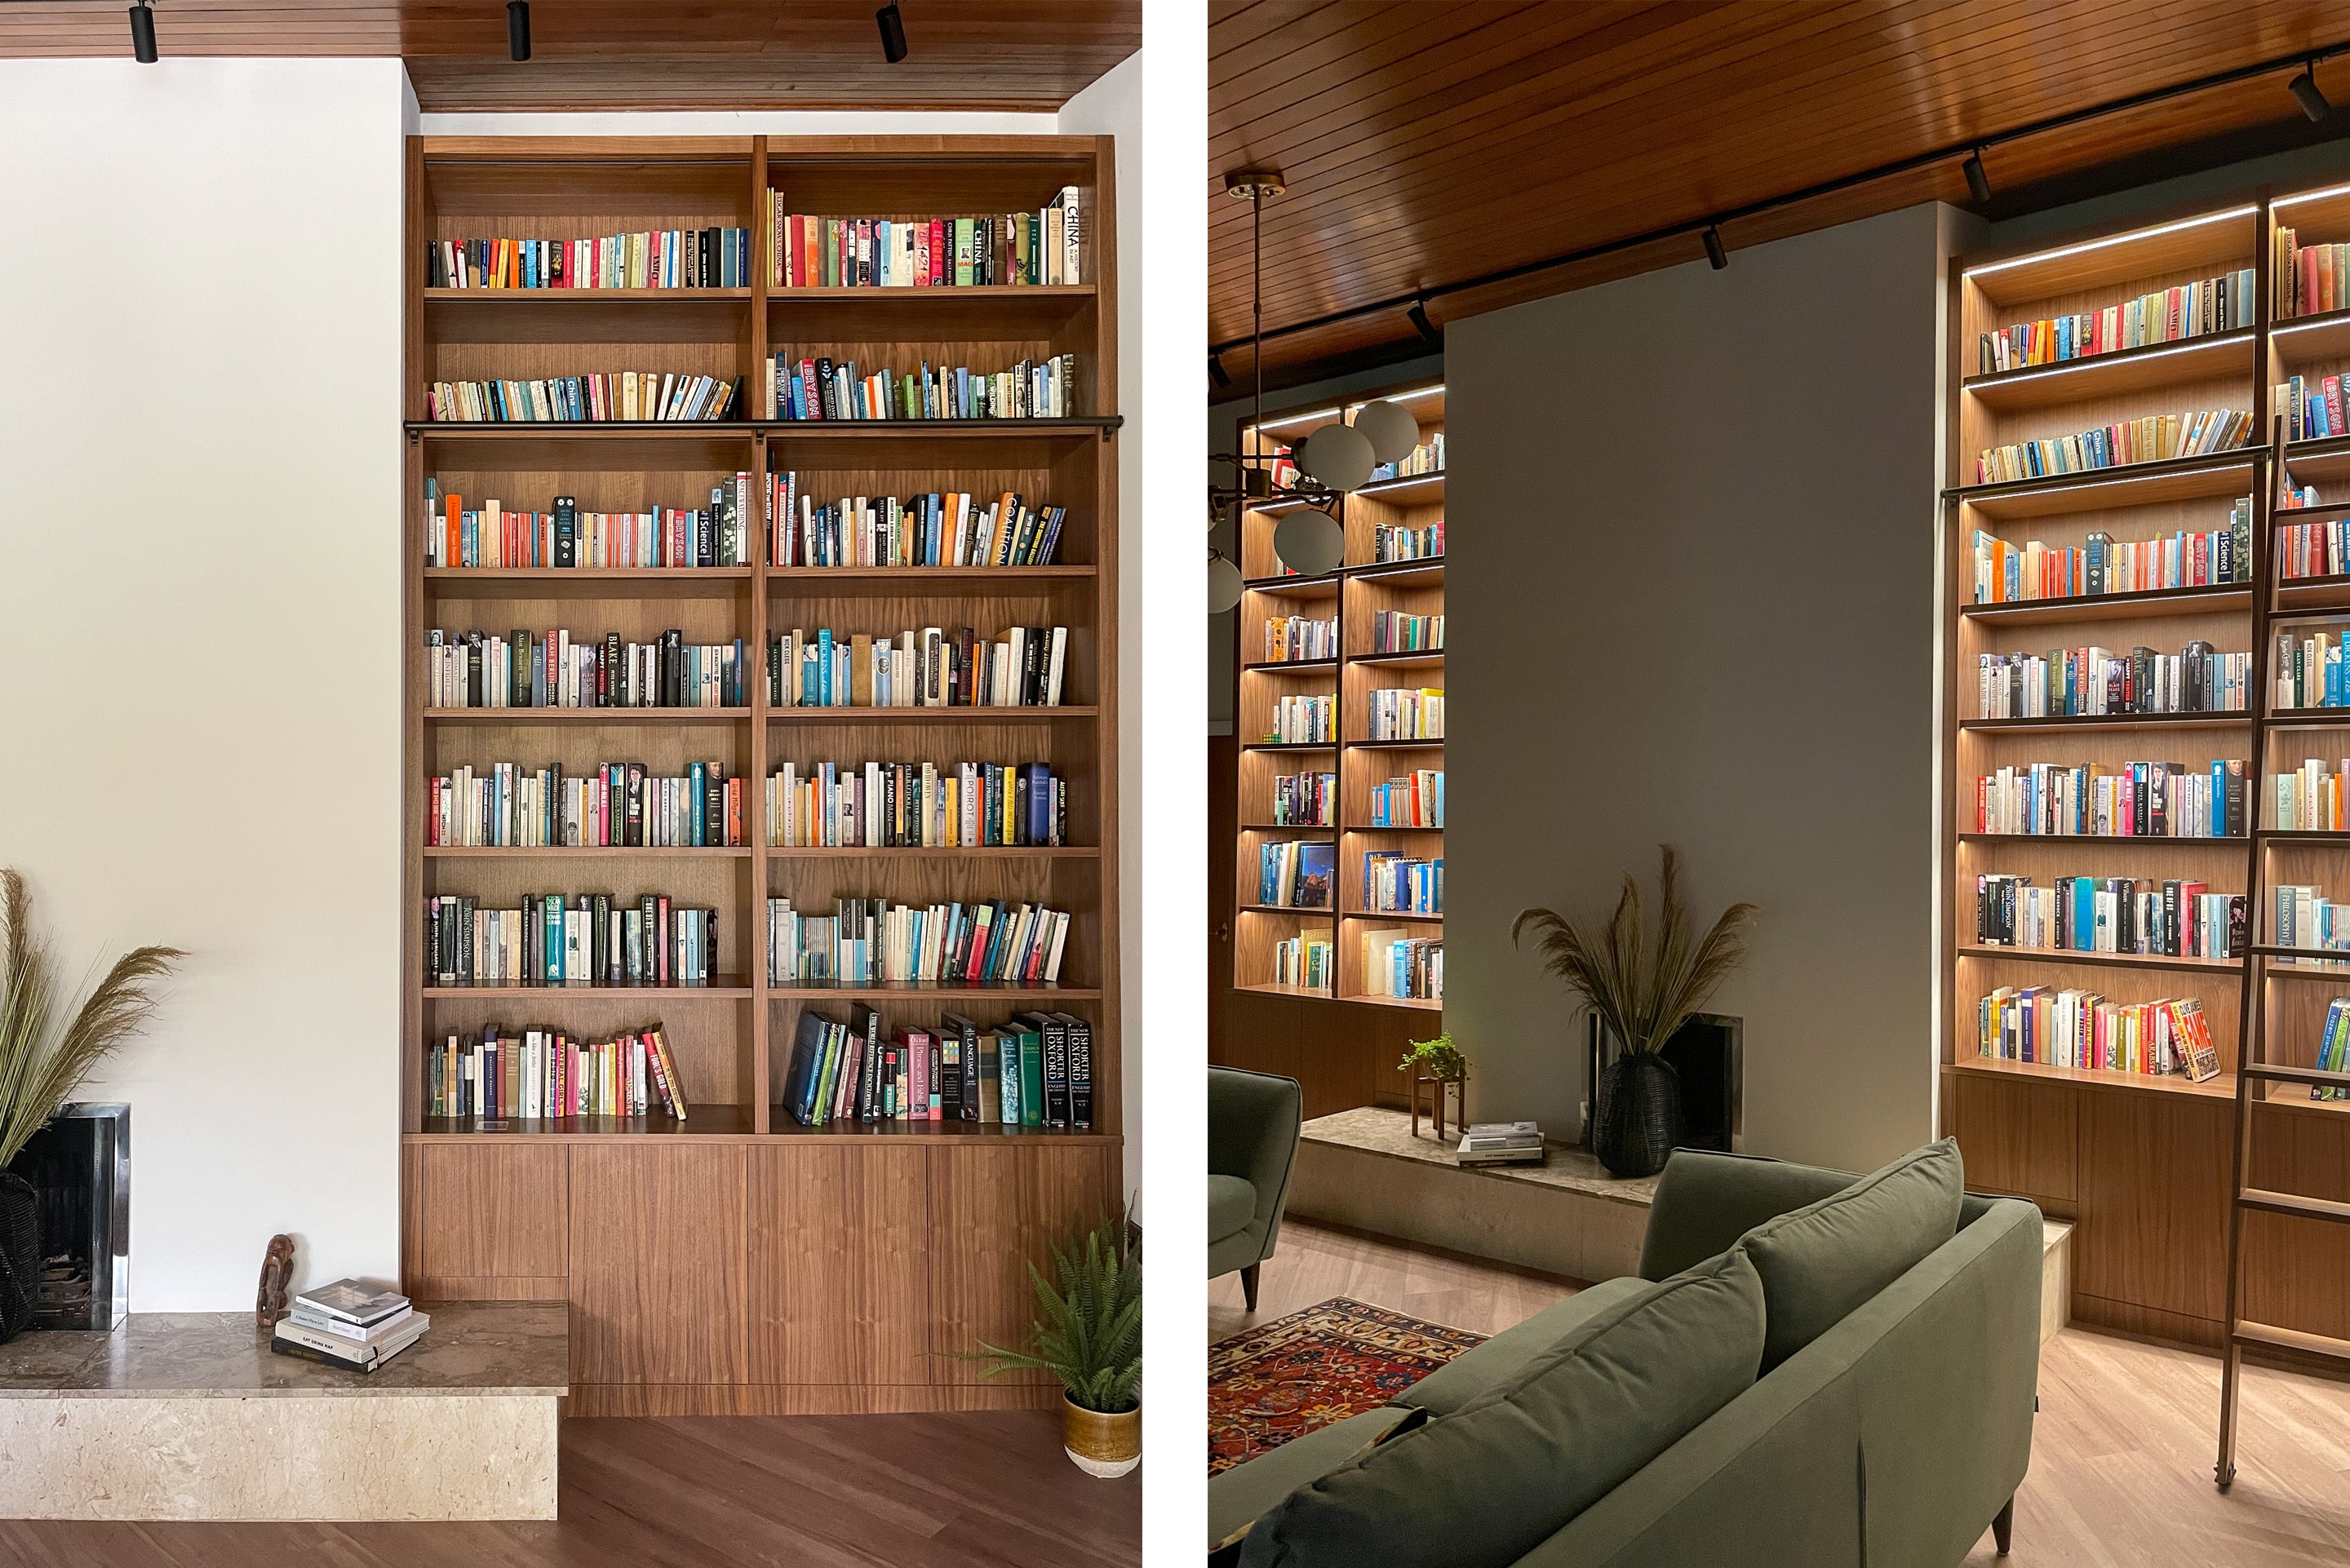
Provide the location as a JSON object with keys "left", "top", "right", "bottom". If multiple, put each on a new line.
{"left": 11, "top": 1104, "right": 128, "bottom": 1331}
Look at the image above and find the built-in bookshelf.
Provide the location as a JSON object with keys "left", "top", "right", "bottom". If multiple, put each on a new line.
{"left": 1943, "top": 181, "right": 2350, "bottom": 1358}
{"left": 402, "top": 135, "right": 1120, "bottom": 1415}
{"left": 1232, "top": 382, "right": 1445, "bottom": 1013}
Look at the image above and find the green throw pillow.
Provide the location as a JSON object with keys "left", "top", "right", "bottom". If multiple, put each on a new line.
{"left": 1237, "top": 1248, "right": 1766, "bottom": 1568}
{"left": 1740, "top": 1137, "right": 1964, "bottom": 1374}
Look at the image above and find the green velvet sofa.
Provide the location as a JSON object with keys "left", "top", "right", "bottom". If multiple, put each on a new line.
{"left": 1209, "top": 1145, "right": 2042, "bottom": 1568}
{"left": 1209, "top": 1067, "right": 1303, "bottom": 1311}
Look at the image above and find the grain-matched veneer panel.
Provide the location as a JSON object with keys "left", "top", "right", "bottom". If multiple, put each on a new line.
{"left": 1948, "top": 1070, "right": 2078, "bottom": 1206}
{"left": 764, "top": 715, "right": 1102, "bottom": 851}
{"left": 2241, "top": 1101, "right": 2350, "bottom": 1344}
{"left": 565, "top": 1380, "right": 1062, "bottom": 1416}
{"left": 2075, "top": 1089, "right": 2231, "bottom": 1321}
{"left": 927, "top": 1141, "right": 1118, "bottom": 1384}
{"left": 410, "top": 1141, "right": 570, "bottom": 1282}
{"left": 422, "top": 156, "right": 756, "bottom": 232}
{"left": 423, "top": 994, "right": 756, "bottom": 1115}
{"left": 745, "top": 1142, "right": 929, "bottom": 1384}
{"left": 569, "top": 1143, "right": 747, "bottom": 1384}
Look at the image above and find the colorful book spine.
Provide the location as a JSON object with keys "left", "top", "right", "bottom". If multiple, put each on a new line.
{"left": 423, "top": 629, "right": 747, "bottom": 711}
{"left": 427, "top": 761, "right": 743, "bottom": 848}
{"left": 1977, "top": 987, "right": 2209, "bottom": 1074}
{"left": 765, "top": 897, "right": 1070, "bottom": 986}
{"left": 426, "top": 372, "right": 741, "bottom": 423}
{"left": 423, "top": 895, "right": 719, "bottom": 989}
{"left": 1975, "top": 409, "right": 2251, "bottom": 483}
{"left": 1971, "top": 759, "right": 2245, "bottom": 838}
{"left": 426, "top": 1024, "right": 686, "bottom": 1120}
{"left": 765, "top": 761, "right": 1062, "bottom": 848}
{"left": 766, "top": 193, "right": 1080, "bottom": 289}
{"left": 428, "top": 228, "right": 750, "bottom": 290}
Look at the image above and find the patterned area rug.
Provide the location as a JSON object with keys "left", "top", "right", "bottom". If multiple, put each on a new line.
{"left": 1208, "top": 1298, "right": 1486, "bottom": 1474}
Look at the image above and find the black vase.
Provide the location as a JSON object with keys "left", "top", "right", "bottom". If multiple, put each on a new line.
{"left": 0, "top": 1170, "right": 38, "bottom": 1342}
{"left": 1594, "top": 1052, "right": 1683, "bottom": 1179}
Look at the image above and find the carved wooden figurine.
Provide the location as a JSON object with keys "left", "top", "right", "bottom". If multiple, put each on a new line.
{"left": 255, "top": 1234, "right": 295, "bottom": 1329}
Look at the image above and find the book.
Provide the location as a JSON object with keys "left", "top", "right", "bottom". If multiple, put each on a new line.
{"left": 1057, "top": 1010, "right": 1094, "bottom": 1129}
{"left": 1257, "top": 839, "right": 1335, "bottom": 909}
{"left": 427, "top": 1023, "right": 686, "bottom": 1118}
{"left": 2274, "top": 226, "right": 2350, "bottom": 320}
{"left": 1268, "top": 694, "right": 1335, "bottom": 744}
{"left": 1975, "top": 272, "right": 2255, "bottom": 373}
{"left": 2312, "top": 999, "right": 2350, "bottom": 1101}
{"left": 1366, "top": 688, "right": 1445, "bottom": 741}
{"left": 1971, "top": 872, "right": 2240, "bottom": 959}
{"left": 1974, "top": 643, "right": 2249, "bottom": 718}
{"left": 1019, "top": 1011, "right": 1071, "bottom": 1127}
{"left": 765, "top": 760, "right": 1064, "bottom": 848}
{"left": 1358, "top": 926, "right": 1443, "bottom": 1000}
{"left": 765, "top": 625, "right": 1074, "bottom": 709}
{"left": 2271, "top": 760, "right": 2350, "bottom": 831}
{"left": 273, "top": 1314, "right": 429, "bottom": 1372}
{"left": 1979, "top": 986, "right": 2211, "bottom": 1075}
{"left": 1262, "top": 613, "right": 1337, "bottom": 663}
{"left": 1457, "top": 1122, "right": 1545, "bottom": 1166}
{"left": 294, "top": 1280, "right": 410, "bottom": 1327}
{"left": 424, "top": 894, "right": 718, "bottom": 990}
{"left": 1360, "top": 852, "right": 1442, "bottom": 915}
{"left": 2273, "top": 621, "right": 2350, "bottom": 710}
{"left": 428, "top": 760, "right": 743, "bottom": 848}
{"left": 1368, "top": 768, "right": 1443, "bottom": 827}
{"left": 765, "top": 349, "right": 1080, "bottom": 421}
{"left": 1971, "top": 758, "right": 2246, "bottom": 839}
{"left": 1969, "top": 501, "right": 2251, "bottom": 603}
{"left": 1273, "top": 935, "right": 1333, "bottom": 990}
{"left": 426, "top": 372, "right": 741, "bottom": 424}
{"left": 286, "top": 1304, "right": 422, "bottom": 1344}
{"left": 1372, "top": 516, "right": 1444, "bottom": 563}
{"left": 421, "top": 476, "right": 754, "bottom": 568}
{"left": 766, "top": 476, "right": 1066, "bottom": 568}
{"left": 765, "top": 897, "right": 1071, "bottom": 986}
{"left": 1367, "top": 429, "right": 1443, "bottom": 482}
{"left": 1272, "top": 769, "right": 1337, "bottom": 827}
{"left": 423, "top": 627, "right": 748, "bottom": 711}
{"left": 428, "top": 228, "right": 749, "bottom": 290}
{"left": 1369, "top": 610, "right": 1443, "bottom": 653}
{"left": 766, "top": 196, "right": 1082, "bottom": 288}
{"left": 1974, "top": 409, "right": 2251, "bottom": 484}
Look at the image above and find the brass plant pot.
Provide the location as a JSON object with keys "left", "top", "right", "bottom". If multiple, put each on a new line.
{"left": 1062, "top": 1393, "right": 1141, "bottom": 1477}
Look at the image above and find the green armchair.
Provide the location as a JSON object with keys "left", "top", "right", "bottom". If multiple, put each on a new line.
{"left": 1209, "top": 1066, "right": 1303, "bottom": 1311}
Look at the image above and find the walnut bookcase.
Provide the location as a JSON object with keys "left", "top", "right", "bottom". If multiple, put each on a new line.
{"left": 1231, "top": 381, "right": 1445, "bottom": 1020}
{"left": 1942, "top": 181, "right": 2350, "bottom": 1356}
{"left": 401, "top": 135, "right": 1120, "bottom": 1415}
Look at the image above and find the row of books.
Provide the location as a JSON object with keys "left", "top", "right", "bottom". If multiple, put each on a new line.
{"left": 1977, "top": 988, "right": 2218, "bottom": 1079}
{"left": 1974, "top": 409, "right": 2252, "bottom": 485}
{"left": 272, "top": 1282, "right": 427, "bottom": 1375}
{"left": 426, "top": 228, "right": 751, "bottom": 291}
{"left": 2275, "top": 761, "right": 2350, "bottom": 832}
{"left": 427, "top": 761, "right": 745, "bottom": 848}
{"left": 1268, "top": 694, "right": 1335, "bottom": 745}
{"left": 1971, "top": 760, "right": 2246, "bottom": 839}
{"left": 767, "top": 760, "right": 1062, "bottom": 848}
{"left": 780, "top": 1006, "right": 1093, "bottom": 1129}
{"left": 765, "top": 897, "right": 1070, "bottom": 986}
{"left": 2275, "top": 226, "right": 2350, "bottom": 320}
{"left": 1272, "top": 934, "right": 1332, "bottom": 990}
{"left": 1370, "top": 610, "right": 1443, "bottom": 654}
{"left": 1373, "top": 436, "right": 1444, "bottom": 481}
{"left": 426, "top": 1023, "right": 687, "bottom": 1120}
{"left": 1975, "top": 644, "right": 2249, "bottom": 718}
{"left": 764, "top": 352, "right": 1078, "bottom": 421}
{"left": 768, "top": 625, "right": 1070, "bottom": 708}
{"left": 423, "top": 478, "right": 756, "bottom": 569}
{"left": 425, "top": 371, "right": 741, "bottom": 424}
{"left": 2276, "top": 624, "right": 2350, "bottom": 709}
{"left": 1975, "top": 272, "right": 2255, "bottom": 374}
{"left": 2277, "top": 374, "right": 2350, "bottom": 441}
{"left": 1363, "top": 928, "right": 1442, "bottom": 1000}
{"left": 2275, "top": 884, "right": 2350, "bottom": 955}
{"left": 1371, "top": 520, "right": 1444, "bottom": 563}
{"left": 767, "top": 192, "right": 1082, "bottom": 289}
{"left": 1968, "top": 507, "right": 2251, "bottom": 603}
{"left": 2281, "top": 516, "right": 2350, "bottom": 579}
{"left": 1263, "top": 614, "right": 1337, "bottom": 663}
{"left": 766, "top": 473, "right": 1065, "bottom": 568}
{"left": 1271, "top": 769, "right": 1336, "bottom": 826}
{"left": 1367, "top": 687, "right": 1446, "bottom": 741}
{"left": 1362, "top": 852, "right": 1441, "bottom": 915}
{"left": 2308, "top": 998, "right": 2350, "bottom": 1101}
{"left": 2283, "top": 483, "right": 2329, "bottom": 510}
{"left": 425, "top": 893, "right": 721, "bottom": 989}
{"left": 1368, "top": 768, "right": 1443, "bottom": 828}
{"left": 1972, "top": 872, "right": 2242, "bottom": 959}
{"left": 424, "top": 629, "right": 751, "bottom": 711}
{"left": 1257, "top": 839, "right": 1335, "bottom": 910}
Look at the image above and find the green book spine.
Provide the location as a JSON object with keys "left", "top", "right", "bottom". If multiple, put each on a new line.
{"left": 1018, "top": 1030, "right": 1044, "bottom": 1127}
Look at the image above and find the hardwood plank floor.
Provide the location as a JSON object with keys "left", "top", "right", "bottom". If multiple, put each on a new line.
{"left": 0, "top": 1411, "right": 1138, "bottom": 1568}
{"left": 1222, "top": 1220, "right": 2350, "bottom": 1566}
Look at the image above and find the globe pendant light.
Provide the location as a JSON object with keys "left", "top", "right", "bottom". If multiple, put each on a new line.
{"left": 1208, "top": 550, "right": 1245, "bottom": 613}
{"left": 1296, "top": 422, "right": 1375, "bottom": 493}
{"left": 1352, "top": 399, "right": 1421, "bottom": 465}
{"left": 1274, "top": 507, "right": 1345, "bottom": 577}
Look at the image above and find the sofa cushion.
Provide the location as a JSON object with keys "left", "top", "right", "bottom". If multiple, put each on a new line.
{"left": 1209, "top": 1174, "right": 1258, "bottom": 1245}
{"left": 1238, "top": 1247, "right": 1766, "bottom": 1568}
{"left": 1739, "top": 1138, "right": 1963, "bottom": 1375}
{"left": 1395, "top": 1275, "right": 1653, "bottom": 1416}
{"left": 1209, "top": 1406, "right": 1422, "bottom": 1554}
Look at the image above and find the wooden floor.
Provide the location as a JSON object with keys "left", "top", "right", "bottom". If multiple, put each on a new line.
{"left": 1220, "top": 1220, "right": 2350, "bottom": 1566}
{"left": 0, "top": 1411, "right": 1139, "bottom": 1568}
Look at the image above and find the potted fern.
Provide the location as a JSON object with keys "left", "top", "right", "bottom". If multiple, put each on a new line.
{"left": 1513, "top": 846, "right": 1754, "bottom": 1179}
{"left": 973, "top": 1204, "right": 1142, "bottom": 1477}
{"left": 0, "top": 870, "right": 181, "bottom": 1340}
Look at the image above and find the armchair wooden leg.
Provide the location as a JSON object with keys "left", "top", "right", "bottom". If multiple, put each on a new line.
{"left": 1241, "top": 1263, "right": 1261, "bottom": 1313}
{"left": 1993, "top": 1495, "right": 2014, "bottom": 1556}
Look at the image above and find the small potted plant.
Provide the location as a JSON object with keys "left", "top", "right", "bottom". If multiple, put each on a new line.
{"left": 0, "top": 870, "right": 181, "bottom": 1341}
{"left": 1398, "top": 1034, "right": 1469, "bottom": 1140}
{"left": 1514, "top": 846, "right": 1754, "bottom": 1178}
{"left": 973, "top": 1204, "right": 1141, "bottom": 1477}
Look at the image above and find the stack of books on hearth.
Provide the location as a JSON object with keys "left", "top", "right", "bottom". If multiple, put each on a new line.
{"left": 1457, "top": 1121, "right": 1546, "bottom": 1167}
{"left": 270, "top": 1280, "right": 430, "bottom": 1372}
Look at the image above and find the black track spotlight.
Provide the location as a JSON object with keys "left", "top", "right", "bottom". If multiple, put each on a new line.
{"left": 1702, "top": 224, "right": 1727, "bottom": 270}
{"left": 1209, "top": 353, "right": 1230, "bottom": 391}
{"left": 877, "top": 3, "right": 908, "bottom": 64}
{"left": 2292, "top": 61, "right": 2332, "bottom": 122}
{"left": 1408, "top": 299, "right": 1440, "bottom": 344}
{"left": 1963, "top": 147, "right": 1992, "bottom": 205}
{"left": 508, "top": 0, "right": 530, "bottom": 61}
{"left": 128, "top": 1, "right": 157, "bottom": 64}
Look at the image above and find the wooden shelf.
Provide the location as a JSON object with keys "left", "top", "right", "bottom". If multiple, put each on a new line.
{"left": 766, "top": 705, "right": 1097, "bottom": 724}
{"left": 1350, "top": 649, "right": 1446, "bottom": 667}
{"left": 422, "top": 982, "right": 756, "bottom": 999}
{"left": 1948, "top": 448, "right": 2267, "bottom": 521}
{"left": 766, "top": 565, "right": 1095, "bottom": 584}
{"left": 1957, "top": 944, "right": 2242, "bottom": 975}
{"left": 1950, "top": 1052, "right": 2237, "bottom": 1101}
{"left": 762, "top": 982, "right": 1103, "bottom": 999}
{"left": 1961, "top": 331, "right": 2254, "bottom": 412}
{"left": 1239, "top": 821, "right": 1337, "bottom": 831}
{"left": 1354, "top": 472, "right": 1445, "bottom": 504}
{"left": 423, "top": 845, "right": 752, "bottom": 858}
{"left": 1346, "top": 909, "right": 1441, "bottom": 923}
{"left": 2263, "top": 708, "right": 2350, "bottom": 729}
{"left": 1349, "top": 737, "right": 1446, "bottom": 749}
{"left": 406, "top": 418, "right": 1123, "bottom": 441}
{"left": 1347, "top": 822, "right": 1445, "bottom": 833}
{"left": 424, "top": 287, "right": 753, "bottom": 303}
{"left": 762, "top": 845, "right": 1096, "bottom": 858}
{"left": 760, "top": 1118, "right": 1119, "bottom": 1141}
{"left": 1236, "top": 981, "right": 1334, "bottom": 1000}
{"left": 1958, "top": 833, "right": 2244, "bottom": 846}
{"left": 1242, "top": 740, "right": 1337, "bottom": 752}
{"left": 425, "top": 568, "right": 756, "bottom": 598}
{"left": 1240, "top": 574, "right": 1341, "bottom": 599}
{"left": 1959, "top": 711, "right": 2249, "bottom": 733}
{"left": 2272, "top": 304, "right": 2350, "bottom": 365}
{"left": 765, "top": 285, "right": 1096, "bottom": 302}
{"left": 1243, "top": 658, "right": 1338, "bottom": 673}
{"left": 2275, "top": 573, "right": 2350, "bottom": 613}
{"left": 2282, "top": 434, "right": 2350, "bottom": 485}
{"left": 409, "top": 1104, "right": 756, "bottom": 1140}
{"left": 1353, "top": 561, "right": 1445, "bottom": 589}
{"left": 424, "top": 707, "right": 752, "bottom": 725}
{"left": 1959, "top": 584, "right": 2252, "bottom": 624}
{"left": 1239, "top": 902, "right": 1335, "bottom": 915}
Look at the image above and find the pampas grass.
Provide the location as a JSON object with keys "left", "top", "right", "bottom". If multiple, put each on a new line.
{"left": 0, "top": 869, "right": 182, "bottom": 1168}
{"left": 1513, "top": 845, "right": 1754, "bottom": 1056}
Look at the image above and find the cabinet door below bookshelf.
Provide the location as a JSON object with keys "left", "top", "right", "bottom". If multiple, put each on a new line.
{"left": 569, "top": 1143, "right": 747, "bottom": 1386}
{"left": 746, "top": 1142, "right": 931, "bottom": 1386}
{"left": 926, "top": 1141, "right": 1116, "bottom": 1388}
{"left": 404, "top": 1142, "right": 569, "bottom": 1300}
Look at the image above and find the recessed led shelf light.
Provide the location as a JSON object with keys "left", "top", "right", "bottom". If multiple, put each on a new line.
{"left": 1970, "top": 333, "right": 2252, "bottom": 386}
{"left": 1964, "top": 207, "right": 2258, "bottom": 280}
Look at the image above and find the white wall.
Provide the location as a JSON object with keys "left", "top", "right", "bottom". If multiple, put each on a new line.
{"left": 0, "top": 58, "right": 410, "bottom": 1309}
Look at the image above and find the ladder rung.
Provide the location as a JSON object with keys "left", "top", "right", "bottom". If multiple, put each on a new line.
{"left": 2233, "top": 1319, "right": 2350, "bottom": 1360}
{"left": 2243, "top": 1063, "right": 2350, "bottom": 1088}
{"left": 2239, "top": 1187, "right": 2350, "bottom": 1224}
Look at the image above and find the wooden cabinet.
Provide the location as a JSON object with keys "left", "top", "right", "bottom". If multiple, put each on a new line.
{"left": 928, "top": 1142, "right": 1118, "bottom": 1387}
{"left": 2242, "top": 1105, "right": 2350, "bottom": 1344}
{"left": 568, "top": 1144, "right": 747, "bottom": 1386}
{"left": 1949, "top": 1072, "right": 2077, "bottom": 1207}
{"left": 747, "top": 1143, "right": 929, "bottom": 1386}
{"left": 2073, "top": 1091, "right": 2231, "bottom": 1331}
{"left": 404, "top": 1142, "right": 567, "bottom": 1300}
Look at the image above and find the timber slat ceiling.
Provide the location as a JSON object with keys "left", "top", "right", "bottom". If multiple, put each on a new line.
{"left": 1211, "top": 0, "right": 2350, "bottom": 383}
{"left": 0, "top": 2, "right": 1140, "bottom": 112}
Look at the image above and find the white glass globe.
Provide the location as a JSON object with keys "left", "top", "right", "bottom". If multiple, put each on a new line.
{"left": 1208, "top": 552, "right": 1245, "bottom": 613}
{"left": 1296, "top": 423, "right": 1376, "bottom": 493}
{"left": 1352, "top": 399, "right": 1421, "bottom": 464}
{"left": 1274, "top": 507, "right": 1346, "bottom": 576}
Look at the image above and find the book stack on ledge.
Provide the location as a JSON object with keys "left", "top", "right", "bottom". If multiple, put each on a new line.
{"left": 1974, "top": 409, "right": 2251, "bottom": 483}
{"left": 273, "top": 1282, "right": 428, "bottom": 1374}
{"left": 429, "top": 1023, "right": 686, "bottom": 1119}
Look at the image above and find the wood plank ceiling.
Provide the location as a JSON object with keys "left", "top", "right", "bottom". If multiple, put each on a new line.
{"left": 0, "top": 2, "right": 1141, "bottom": 112}
{"left": 1211, "top": 0, "right": 2350, "bottom": 388}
